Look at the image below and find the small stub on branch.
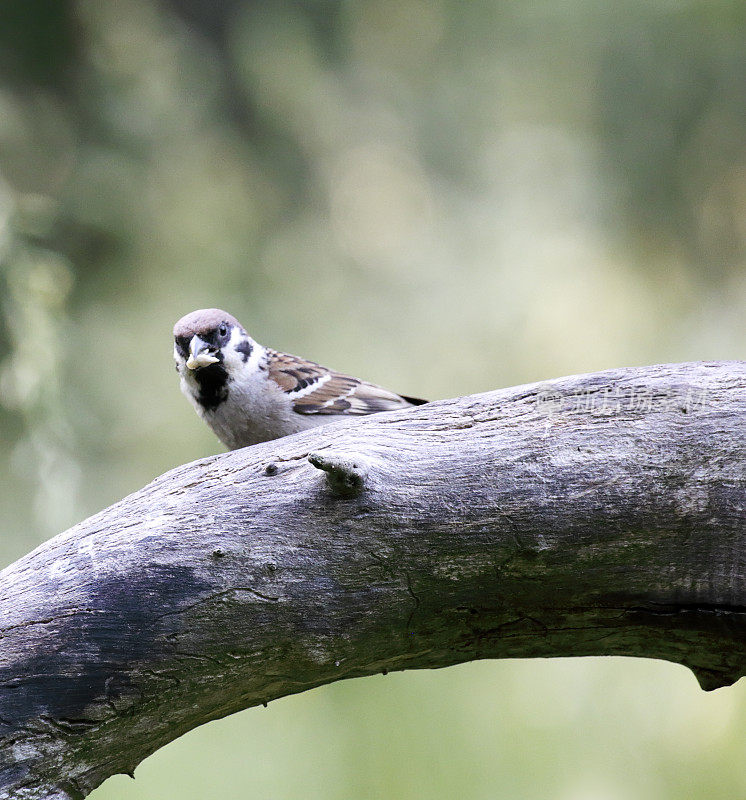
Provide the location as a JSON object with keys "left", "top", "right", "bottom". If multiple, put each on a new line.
{"left": 308, "top": 451, "right": 369, "bottom": 498}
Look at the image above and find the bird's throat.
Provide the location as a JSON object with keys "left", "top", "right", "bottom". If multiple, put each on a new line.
{"left": 193, "top": 363, "right": 229, "bottom": 411}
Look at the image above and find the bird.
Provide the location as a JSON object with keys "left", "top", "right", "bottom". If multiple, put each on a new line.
{"left": 173, "top": 308, "right": 427, "bottom": 449}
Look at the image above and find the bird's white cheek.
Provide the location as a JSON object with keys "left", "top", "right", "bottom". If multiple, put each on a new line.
{"left": 179, "top": 373, "right": 204, "bottom": 415}
{"left": 222, "top": 348, "right": 244, "bottom": 373}
{"left": 174, "top": 348, "right": 187, "bottom": 373}
{"left": 224, "top": 331, "right": 257, "bottom": 373}
{"left": 174, "top": 357, "right": 197, "bottom": 390}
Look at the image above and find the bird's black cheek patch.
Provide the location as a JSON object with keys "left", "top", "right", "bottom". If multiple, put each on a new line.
{"left": 234, "top": 340, "right": 253, "bottom": 362}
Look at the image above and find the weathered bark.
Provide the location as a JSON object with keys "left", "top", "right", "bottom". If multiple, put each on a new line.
{"left": 1, "top": 361, "right": 745, "bottom": 799}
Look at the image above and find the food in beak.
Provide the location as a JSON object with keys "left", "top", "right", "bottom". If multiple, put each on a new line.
{"left": 186, "top": 336, "right": 220, "bottom": 370}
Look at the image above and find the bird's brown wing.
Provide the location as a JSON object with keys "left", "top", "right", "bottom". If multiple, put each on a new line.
{"left": 267, "top": 350, "right": 426, "bottom": 416}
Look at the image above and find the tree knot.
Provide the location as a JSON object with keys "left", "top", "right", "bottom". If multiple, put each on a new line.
{"left": 308, "top": 452, "right": 369, "bottom": 498}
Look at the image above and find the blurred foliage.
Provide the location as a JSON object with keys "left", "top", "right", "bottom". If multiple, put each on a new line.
{"left": 0, "top": 1, "right": 745, "bottom": 798}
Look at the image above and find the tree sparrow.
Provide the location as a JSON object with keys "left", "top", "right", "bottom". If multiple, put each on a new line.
{"left": 173, "top": 308, "right": 427, "bottom": 449}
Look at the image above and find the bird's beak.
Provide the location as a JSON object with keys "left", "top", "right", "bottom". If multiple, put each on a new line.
{"left": 186, "top": 335, "right": 219, "bottom": 370}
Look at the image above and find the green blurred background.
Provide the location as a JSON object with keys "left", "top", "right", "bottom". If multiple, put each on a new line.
{"left": 1, "top": 1, "right": 745, "bottom": 798}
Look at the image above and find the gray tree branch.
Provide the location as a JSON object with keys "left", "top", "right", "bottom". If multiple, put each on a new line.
{"left": 1, "top": 361, "right": 745, "bottom": 799}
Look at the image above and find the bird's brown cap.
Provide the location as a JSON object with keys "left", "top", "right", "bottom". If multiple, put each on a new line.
{"left": 173, "top": 308, "right": 242, "bottom": 339}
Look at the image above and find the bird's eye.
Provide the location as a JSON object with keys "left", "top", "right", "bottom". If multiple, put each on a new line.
{"left": 219, "top": 323, "right": 228, "bottom": 338}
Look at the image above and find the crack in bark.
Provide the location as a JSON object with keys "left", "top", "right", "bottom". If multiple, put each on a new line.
{"left": 0, "top": 609, "right": 105, "bottom": 637}
{"left": 405, "top": 572, "right": 421, "bottom": 633}
{"left": 153, "top": 586, "right": 280, "bottom": 621}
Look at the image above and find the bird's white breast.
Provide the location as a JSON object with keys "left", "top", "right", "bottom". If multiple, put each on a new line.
{"left": 180, "top": 341, "right": 328, "bottom": 449}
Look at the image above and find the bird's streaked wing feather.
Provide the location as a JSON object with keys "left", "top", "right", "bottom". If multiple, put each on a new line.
{"left": 267, "top": 350, "right": 426, "bottom": 416}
